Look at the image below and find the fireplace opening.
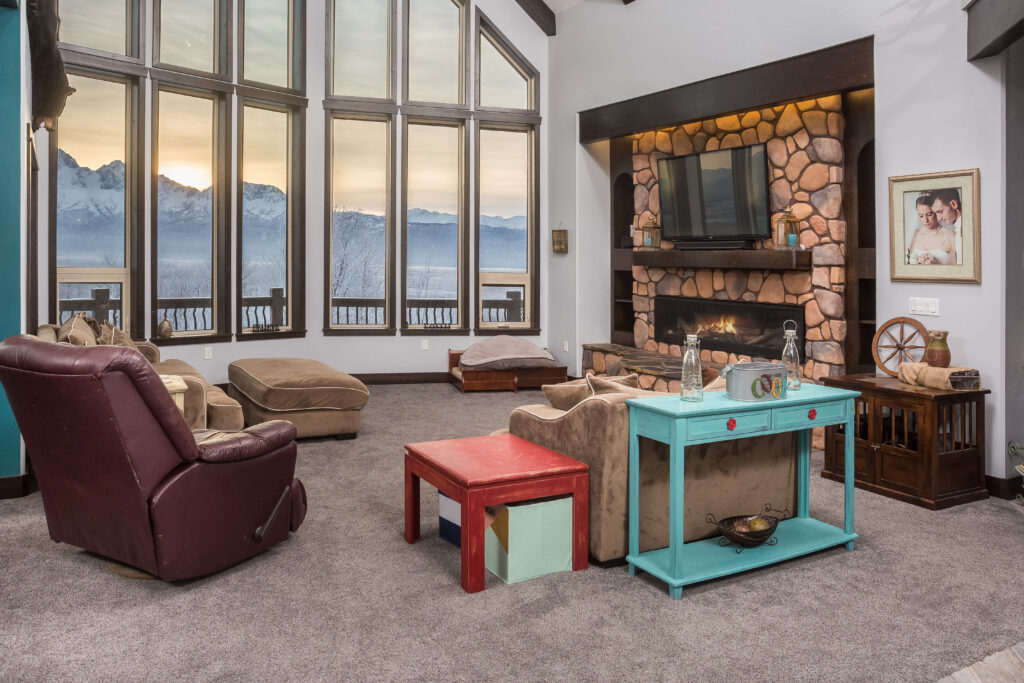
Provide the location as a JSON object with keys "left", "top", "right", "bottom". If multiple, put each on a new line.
{"left": 654, "top": 297, "right": 805, "bottom": 361}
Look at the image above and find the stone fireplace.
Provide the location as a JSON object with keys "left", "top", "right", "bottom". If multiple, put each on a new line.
{"left": 654, "top": 297, "right": 805, "bottom": 361}
{"left": 630, "top": 95, "right": 849, "bottom": 379}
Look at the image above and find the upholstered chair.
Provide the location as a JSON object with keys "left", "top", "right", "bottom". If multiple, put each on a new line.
{"left": 0, "top": 335, "right": 307, "bottom": 581}
{"left": 509, "top": 380, "right": 797, "bottom": 564}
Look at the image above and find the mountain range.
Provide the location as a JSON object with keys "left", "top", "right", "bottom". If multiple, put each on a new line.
{"left": 56, "top": 150, "right": 527, "bottom": 293}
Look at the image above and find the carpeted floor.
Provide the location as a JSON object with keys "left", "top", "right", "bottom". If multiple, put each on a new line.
{"left": 1, "top": 384, "right": 1022, "bottom": 682}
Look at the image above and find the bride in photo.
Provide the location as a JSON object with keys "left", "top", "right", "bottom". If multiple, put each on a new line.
{"left": 907, "top": 194, "right": 955, "bottom": 265}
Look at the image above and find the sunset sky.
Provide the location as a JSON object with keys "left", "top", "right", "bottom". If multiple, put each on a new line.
{"left": 58, "top": 0, "right": 530, "bottom": 217}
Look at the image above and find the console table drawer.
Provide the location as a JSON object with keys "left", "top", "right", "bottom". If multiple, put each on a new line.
{"left": 773, "top": 401, "right": 847, "bottom": 429}
{"left": 686, "top": 410, "right": 771, "bottom": 441}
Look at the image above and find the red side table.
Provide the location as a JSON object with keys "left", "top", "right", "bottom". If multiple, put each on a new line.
{"left": 404, "top": 433, "right": 589, "bottom": 593}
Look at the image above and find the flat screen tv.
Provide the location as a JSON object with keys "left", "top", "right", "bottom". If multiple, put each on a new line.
{"left": 656, "top": 143, "right": 770, "bottom": 249}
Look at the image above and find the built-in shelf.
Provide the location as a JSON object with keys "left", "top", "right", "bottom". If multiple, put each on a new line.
{"left": 632, "top": 248, "right": 812, "bottom": 271}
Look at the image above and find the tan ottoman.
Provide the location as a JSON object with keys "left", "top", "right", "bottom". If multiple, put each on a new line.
{"left": 227, "top": 358, "right": 369, "bottom": 439}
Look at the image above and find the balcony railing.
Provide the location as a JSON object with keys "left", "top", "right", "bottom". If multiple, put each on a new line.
{"left": 59, "top": 288, "right": 524, "bottom": 334}
{"left": 58, "top": 288, "right": 122, "bottom": 327}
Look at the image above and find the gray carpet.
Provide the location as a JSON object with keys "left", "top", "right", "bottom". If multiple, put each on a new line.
{"left": 1, "top": 384, "right": 1022, "bottom": 682}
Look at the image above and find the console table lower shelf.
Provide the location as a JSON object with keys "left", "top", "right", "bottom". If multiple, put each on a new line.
{"left": 627, "top": 518, "right": 858, "bottom": 589}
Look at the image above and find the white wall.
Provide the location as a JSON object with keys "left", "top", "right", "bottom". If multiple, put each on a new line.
{"left": 37, "top": 0, "right": 550, "bottom": 383}
{"left": 548, "top": 0, "right": 1009, "bottom": 477}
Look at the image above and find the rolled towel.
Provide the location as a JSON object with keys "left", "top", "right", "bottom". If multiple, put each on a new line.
{"left": 897, "top": 362, "right": 981, "bottom": 391}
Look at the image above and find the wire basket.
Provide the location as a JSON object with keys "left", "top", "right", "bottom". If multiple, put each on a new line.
{"left": 705, "top": 503, "right": 789, "bottom": 553}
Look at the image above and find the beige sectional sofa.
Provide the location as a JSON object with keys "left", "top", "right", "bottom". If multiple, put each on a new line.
{"left": 35, "top": 323, "right": 243, "bottom": 431}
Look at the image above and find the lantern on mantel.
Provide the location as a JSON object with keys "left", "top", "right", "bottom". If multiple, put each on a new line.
{"left": 775, "top": 204, "right": 800, "bottom": 250}
{"left": 640, "top": 216, "right": 662, "bottom": 249}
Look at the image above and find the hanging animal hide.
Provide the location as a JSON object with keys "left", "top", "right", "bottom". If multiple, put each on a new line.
{"left": 27, "top": 0, "right": 74, "bottom": 131}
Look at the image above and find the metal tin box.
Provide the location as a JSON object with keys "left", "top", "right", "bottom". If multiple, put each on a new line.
{"left": 722, "top": 362, "right": 787, "bottom": 401}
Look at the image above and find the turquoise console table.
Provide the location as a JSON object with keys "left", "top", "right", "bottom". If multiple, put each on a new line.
{"left": 626, "top": 384, "right": 860, "bottom": 599}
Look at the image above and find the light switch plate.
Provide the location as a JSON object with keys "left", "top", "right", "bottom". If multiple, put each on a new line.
{"left": 420, "top": 339, "right": 429, "bottom": 351}
{"left": 203, "top": 346, "right": 213, "bottom": 360}
{"left": 909, "top": 297, "right": 939, "bottom": 316}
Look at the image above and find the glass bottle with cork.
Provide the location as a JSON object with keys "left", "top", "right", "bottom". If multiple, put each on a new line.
{"left": 680, "top": 334, "right": 703, "bottom": 402}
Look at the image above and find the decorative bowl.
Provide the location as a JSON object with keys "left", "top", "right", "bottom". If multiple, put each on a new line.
{"left": 706, "top": 503, "right": 789, "bottom": 550}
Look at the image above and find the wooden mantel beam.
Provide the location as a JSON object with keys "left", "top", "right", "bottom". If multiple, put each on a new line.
{"left": 515, "top": 0, "right": 556, "bottom": 37}
{"left": 967, "top": 0, "right": 1024, "bottom": 60}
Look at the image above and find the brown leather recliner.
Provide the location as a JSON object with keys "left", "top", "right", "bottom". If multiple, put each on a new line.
{"left": 0, "top": 335, "right": 307, "bottom": 581}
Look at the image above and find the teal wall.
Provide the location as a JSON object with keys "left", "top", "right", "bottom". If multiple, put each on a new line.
{"left": 0, "top": 7, "right": 22, "bottom": 478}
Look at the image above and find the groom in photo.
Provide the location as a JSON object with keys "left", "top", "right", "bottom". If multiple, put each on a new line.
{"left": 931, "top": 189, "right": 962, "bottom": 265}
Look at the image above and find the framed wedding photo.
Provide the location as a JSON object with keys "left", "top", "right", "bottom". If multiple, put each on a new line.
{"left": 889, "top": 168, "right": 980, "bottom": 283}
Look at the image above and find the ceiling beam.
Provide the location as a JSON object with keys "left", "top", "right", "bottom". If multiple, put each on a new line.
{"left": 967, "top": 0, "right": 1024, "bottom": 60}
{"left": 515, "top": 0, "right": 556, "bottom": 37}
{"left": 578, "top": 36, "right": 873, "bottom": 142}
{"left": 0, "top": 1, "right": 18, "bottom": 8}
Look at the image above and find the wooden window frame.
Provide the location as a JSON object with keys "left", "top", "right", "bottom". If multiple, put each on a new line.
{"left": 473, "top": 122, "right": 539, "bottom": 335}
{"left": 400, "top": 116, "right": 469, "bottom": 335}
{"left": 325, "top": 0, "right": 397, "bottom": 105}
{"left": 49, "top": 64, "right": 145, "bottom": 338}
{"left": 402, "top": 0, "right": 469, "bottom": 110}
{"left": 152, "top": 0, "right": 233, "bottom": 82}
{"left": 474, "top": 9, "right": 540, "bottom": 115}
{"left": 238, "top": 0, "right": 306, "bottom": 96}
{"left": 56, "top": 0, "right": 146, "bottom": 65}
{"left": 236, "top": 95, "right": 307, "bottom": 340}
{"left": 150, "top": 79, "right": 233, "bottom": 343}
{"left": 324, "top": 110, "right": 396, "bottom": 335}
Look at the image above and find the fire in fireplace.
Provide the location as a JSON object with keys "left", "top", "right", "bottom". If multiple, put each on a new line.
{"left": 654, "top": 297, "right": 805, "bottom": 361}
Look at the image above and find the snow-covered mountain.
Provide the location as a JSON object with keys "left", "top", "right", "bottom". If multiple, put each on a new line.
{"left": 56, "top": 150, "right": 527, "bottom": 299}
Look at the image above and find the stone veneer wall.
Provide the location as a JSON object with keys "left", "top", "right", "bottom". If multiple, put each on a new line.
{"left": 631, "top": 96, "right": 849, "bottom": 379}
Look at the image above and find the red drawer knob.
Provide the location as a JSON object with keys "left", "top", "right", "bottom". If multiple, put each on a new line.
{"left": 727, "top": 418, "right": 737, "bottom": 431}
{"left": 808, "top": 409, "right": 817, "bottom": 420}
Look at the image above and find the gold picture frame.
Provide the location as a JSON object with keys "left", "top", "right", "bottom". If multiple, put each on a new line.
{"left": 889, "top": 168, "right": 980, "bottom": 283}
{"left": 551, "top": 228, "right": 568, "bottom": 253}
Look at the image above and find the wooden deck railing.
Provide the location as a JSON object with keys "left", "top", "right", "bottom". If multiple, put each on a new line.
{"left": 58, "top": 288, "right": 122, "bottom": 327}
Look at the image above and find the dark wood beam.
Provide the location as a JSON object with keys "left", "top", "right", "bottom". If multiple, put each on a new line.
{"left": 967, "top": 0, "right": 1024, "bottom": 60}
{"left": 0, "top": 0, "right": 18, "bottom": 8}
{"left": 515, "top": 0, "right": 555, "bottom": 37}
{"left": 579, "top": 36, "right": 873, "bottom": 143}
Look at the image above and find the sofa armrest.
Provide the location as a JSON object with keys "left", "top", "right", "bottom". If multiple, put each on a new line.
{"left": 135, "top": 340, "right": 161, "bottom": 364}
{"left": 194, "top": 420, "right": 298, "bottom": 464}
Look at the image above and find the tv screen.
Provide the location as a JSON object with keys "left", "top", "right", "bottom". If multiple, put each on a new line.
{"left": 656, "top": 144, "right": 770, "bottom": 244}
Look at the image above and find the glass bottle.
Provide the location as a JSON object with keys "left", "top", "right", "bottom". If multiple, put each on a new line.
{"left": 782, "top": 322, "right": 801, "bottom": 391}
{"left": 680, "top": 334, "right": 703, "bottom": 402}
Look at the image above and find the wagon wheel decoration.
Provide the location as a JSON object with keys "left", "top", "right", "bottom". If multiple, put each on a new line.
{"left": 871, "top": 317, "right": 928, "bottom": 377}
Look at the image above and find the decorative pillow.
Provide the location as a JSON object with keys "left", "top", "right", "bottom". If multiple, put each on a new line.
{"left": 459, "top": 335, "right": 558, "bottom": 370}
{"left": 542, "top": 374, "right": 640, "bottom": 411}
{"left": 97, "top": 322, "right": 139, "bottom": 352}
{"left": 57, "top": 314, "right": 98, "bottom": 347}
{"left": 587, "top": 374, "right": 653, "bottom": 398}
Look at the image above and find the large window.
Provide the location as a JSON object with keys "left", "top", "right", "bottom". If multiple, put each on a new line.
{"left": 242, "top": 0, "right": 305, "bottom": 91}
{"left": 403, "top": 120, "right": 465, "bottom": 328}
{"left": 477, "top": 127, "right": 533, "bottom": 328}
{"left": 156, "top": 0, "right": 229, "bottom": 75}
{"left": 54, "top": 70, "right": 137, "bottom": 330}
{"left": 325, "top": 2, "right": 539, "bottom": 334}
{"left": 328, "top": 115, "right": 392, "bottom": 329}
{"left": 405, "top": 0, "right": 465, "bottom": 106}
{"left": 58, "top": 0, "right": 140, "bottom": 57}
{"left": 153, "top": 87, "right": 225, "bottom": 335}
{"left": 330, "top": 0, "right": 391, "bottom": 100}
{"left": 52, "top": 1, "right": 307, "bottom": 343}
{"left": 239, "top": 100, "right": 304, "bottom": 334}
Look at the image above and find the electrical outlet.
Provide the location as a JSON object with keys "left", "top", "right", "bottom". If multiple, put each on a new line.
{"left": 563, "top": 340, "right": 569, "bottom": 353}
{"left": 909, "top": 297, "right": 939, "bottom": 316}
{"left": 203, "top": 346, "right": 213, "bottom": 360}
{"left": 420, "top": 339, "right": 429, "bottom": 351}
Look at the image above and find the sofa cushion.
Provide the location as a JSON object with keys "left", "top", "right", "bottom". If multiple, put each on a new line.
{"left": 542, "top": 373, "right": 639, "bottom": 411}
{"left": 57, "top": 314, "right": 99, "bottom": 347}
{"left": 587, "top": 374, "right": 659, "bottom": 398}
{"left": 458, "top": 335, "right": 557, "bottom": 370}
{"left": 97, "top": 322, "right": 139, "bottom": 352}
{"left": 229, "top": 358, "right": 369, "bottom": 412}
